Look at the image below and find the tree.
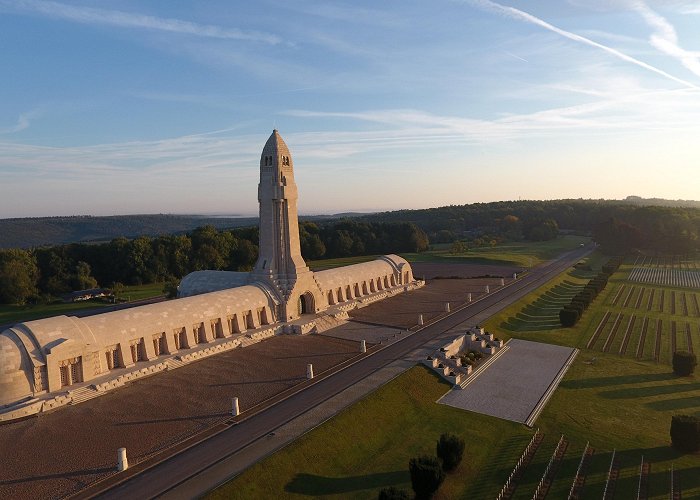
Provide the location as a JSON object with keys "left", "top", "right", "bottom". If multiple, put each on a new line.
{"left": 163, "top": 277, "right": 180, "bottom": 299}
{"left": 672, "top": 351, "right": 697, "bottom": 376}
{"left": 450, "top": 241, "right": 469, "bottom": 254}
{"left": 301, "top": 233, "right": 326, "bottom": 260}
{"left": 0, "top": 249, "right": 39, "bottom": 304}
{"left": 436, "top": 433, "right": 465, "bottom": 472}
{"left": 72, "top": 261, "right": 98, "bottom": 290}
{"left": 670, "top": 415, "right": 700, "bottom": 453}
{"left": 559, "top": 307, "right": 579, "bottom": 327}
{"left": 111, "top": 282, "right": 125, "bottom": 302}
{"left": 409, "top": 455, "right": 444, "bottom": 499}
{"left": 377, "top": 486, "right": 409, "bottom": 500}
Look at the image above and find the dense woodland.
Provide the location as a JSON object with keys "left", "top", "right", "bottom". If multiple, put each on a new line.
{"left": 0, "top": 221, "right": 428, "bottom": 304}
{"left": 365, "top": 200, "right": 700, "bottom": 254}
{"left": 0, "top": 199, "right": 698, "bottom": 305}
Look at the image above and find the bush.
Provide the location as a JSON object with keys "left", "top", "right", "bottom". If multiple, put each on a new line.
{"left": 409, "top": 455, "right": 445, "bottom": 499}
{"left": 378, "top": 486, "right": 410, "bottom": 500}
{"left": 672, "top": 351, "right": 697, "bottom": 376}
{"left": 436, "top": 433, "right": 465, "bottom": 472}
{"left": 670, "top": 415, "right": 700, "bottom": 452}
{"left": 559, "top": 307, "right": 579, "bottom": 327}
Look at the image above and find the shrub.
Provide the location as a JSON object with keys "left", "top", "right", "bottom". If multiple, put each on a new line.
{"left": 436, "top": 433, "right": 465, "bottom": 472}
{"left": 409, "top": 455, "right": 445, "bottom": 499}
{"left": 378, "top": 486, "right": 410, "bottom": 500}
{"left": 559, "top": 307, "right": 579, "bottom": 327}
{"left": 672, "top": 351, "right": 697, "bottom": 376}
{"left": 670, "top": 415, "right": 700, "bottom": 452}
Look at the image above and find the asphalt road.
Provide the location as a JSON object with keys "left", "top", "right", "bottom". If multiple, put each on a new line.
{"left": 90, "top": 245, "right": 592, "bottom": 499}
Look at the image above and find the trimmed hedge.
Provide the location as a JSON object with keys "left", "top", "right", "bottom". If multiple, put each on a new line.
{"left": 409, "top": 455, "right": 445, "bottom": 499}
{"left": 559, "top": 257, "right": 620, "bottom": 327}
{"left": 436, "top": 433, "right": 465, "bottom": 472}
{"left": 670, "top": 415, "right": 700, "bottom": 453}
{"left": 672, "top": 350, "right": 697, "bottom": 376}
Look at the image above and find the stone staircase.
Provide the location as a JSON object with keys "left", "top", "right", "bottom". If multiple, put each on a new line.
{"left": 68, "top": 386, "right": 102, "bottom": 405}
{"left": 166, "top": 357, "right": 187, "bottom": 370}
{"left": 313, "top": 312, "right": 349, "bottom": 334}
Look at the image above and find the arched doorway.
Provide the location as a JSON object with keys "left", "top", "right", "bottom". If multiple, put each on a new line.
{"left": 298, "top": 292, "right": 315, "bottom": 315}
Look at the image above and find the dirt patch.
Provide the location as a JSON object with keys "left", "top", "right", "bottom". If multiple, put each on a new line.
{"left": 0, "top": 335, "right": 358, "bottom": 499}
{"left": 411, "top": 262, "right": 521, "bottom": 280}
{"left": 349, "top": 262, "right": 520, "bottom": 328}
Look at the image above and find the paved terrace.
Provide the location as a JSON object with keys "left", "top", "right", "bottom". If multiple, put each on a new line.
{"left": 439, "top": 339, "right": 577, "bottom": 424}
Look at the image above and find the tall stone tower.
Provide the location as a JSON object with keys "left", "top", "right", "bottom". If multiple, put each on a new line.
{"left": 251, "top": 130, "right": 325, "bottom": 321}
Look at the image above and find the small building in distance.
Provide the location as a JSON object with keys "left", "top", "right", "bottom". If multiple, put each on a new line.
{"left": 61, "top": 288, "right": 114, "bottom": 303}
{"left": 0, "top": 130, "right": 422, "bottom": 421}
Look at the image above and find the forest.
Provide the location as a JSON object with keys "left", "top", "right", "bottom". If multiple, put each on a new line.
{"left": 0, "top": 221, "right": 428, "bottom": 304}
{"left": 0, "top": 200, "right": 698, "bottom": 305}
{"left": 364, "top": 200, "right": 700, "bottom": 254}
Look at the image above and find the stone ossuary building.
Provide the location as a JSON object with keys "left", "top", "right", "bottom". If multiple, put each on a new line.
{"left": 0, "top": 130, "right": 421, "bottom": 422}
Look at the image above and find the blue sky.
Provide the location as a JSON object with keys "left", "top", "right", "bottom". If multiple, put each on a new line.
{"left": 1, "top": 0, "right": 699, "bottom": 217}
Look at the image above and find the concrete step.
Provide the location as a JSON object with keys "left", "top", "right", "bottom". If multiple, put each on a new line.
{"left": 68, "top": 386, "right": 102, "bottom": 405}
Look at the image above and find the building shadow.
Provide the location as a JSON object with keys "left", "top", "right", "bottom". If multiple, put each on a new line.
{"left": 284, "top": 470, "right": 406, "bottom": 495}
{"left": 646, "top": 396, "right": 700, "bottom": 412}
{"left": 559, "top": 372, "right": 677, "bottom": 389}
{"left": 598, "top": 381, "right": 700, "bottom": 399}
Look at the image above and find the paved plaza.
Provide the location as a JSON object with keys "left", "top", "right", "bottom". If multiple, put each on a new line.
{"left": 439, "top": 339, "right": 576, "bottom": 424}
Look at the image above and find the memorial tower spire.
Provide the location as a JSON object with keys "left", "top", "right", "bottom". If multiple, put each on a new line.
{"left": 251, "top": 130, "right": 323, "bottom": 320}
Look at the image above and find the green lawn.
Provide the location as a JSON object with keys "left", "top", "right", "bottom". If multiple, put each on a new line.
{"left": 405, "top": 235, "right": 590, "bottom": 267}
{"left": 487, "top": 253, "right": 700, "bottom": 364}
{"left": 211, "top": 249, "right": 700, "bottom": 499}
{"left": 307, "top": 235, "right": 590, "bottom": 272}
{"left": 210, "top": 355, "right": 699, "bottom": 499}
{"left": 0, "top": 282, "right": 166, "bottom": 325}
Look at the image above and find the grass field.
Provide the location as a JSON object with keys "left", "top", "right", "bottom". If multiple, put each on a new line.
{"left": 405, "top": 235, "right": 590, "bottom": 267}
{"left": 211, "top": 249, "right": 699, "bottom": 499}
{"left": 307, "top": 235, "right": 590, "bottom": 271}
{"left": 0, "top": 282, "right": 165, "bottom": 325}
{"left": 487, "top": 253, "right": 700, "bottom": 364}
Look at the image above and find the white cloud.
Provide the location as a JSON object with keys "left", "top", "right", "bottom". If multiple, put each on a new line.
{"left": 0, "top": 109, "right": 40, "bottom": 134}
{"left": 628, "top": 0, "right": 700, "bottom": 77}
{"left": 464, "top": 0, "right": 700, "bottom": 89}
{"left": 2, "top": 0, "right": 281, "bottom": 44}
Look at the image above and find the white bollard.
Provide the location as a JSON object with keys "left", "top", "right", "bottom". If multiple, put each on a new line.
{"left": 445, "top": 302, "right": 450, "bottom": 312}
{"left": 360, "top": 340, "right": 367, "bottom": 353}
{"left": 418, "top": 314, "right": 424, "bottom": 326}
{"left": 485, "top": 285, "right": 490, "bottom": 293}
{"left": 500, "top": 278, "right": 505, "bottom": 286}
{"left": 232, "top": 397, "right": 240, "bottom": 416}
{"left": 513, "top": 273, "right": 517, "bottom": 279}
{"left": 307, "top": 363, "right": 314, "bottom": 379}
{"left": 117, "top": 447, "right": 128, "bottom": 472}
{"left": 467, "top": 293, "right": 472, "bottom": 302}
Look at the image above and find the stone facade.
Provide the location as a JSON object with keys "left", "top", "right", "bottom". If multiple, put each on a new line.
{"left": 0, "top": 130, "right": 421, "bottom": 421}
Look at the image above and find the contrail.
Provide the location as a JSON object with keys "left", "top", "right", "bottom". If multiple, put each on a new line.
{"left": 465, "top": 0, "right": 700, "bottom": 90}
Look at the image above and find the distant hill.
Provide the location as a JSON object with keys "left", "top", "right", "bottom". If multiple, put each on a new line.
{"left": 0, "top": 213, "right": 356, "bottom": 249}
{"left": 620, "top": 196, "right": 700, "bottom": 208}
{"left": 2, "top": 196, "right": 697, "bottom": 249}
